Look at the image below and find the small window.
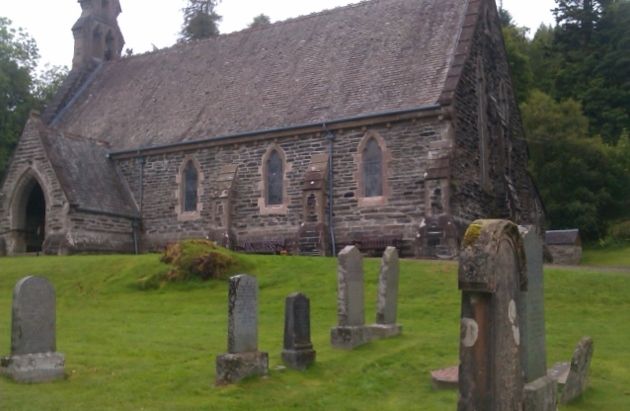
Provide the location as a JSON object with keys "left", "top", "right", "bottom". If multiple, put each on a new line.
{"left": 183, "top": 161, "right": 198, "bottom": 212}
{"left": 363, "top": 138, "right": 383, "bottom": 197}
{"left": 266, "top": 150, "right": 283, "bottom": 205}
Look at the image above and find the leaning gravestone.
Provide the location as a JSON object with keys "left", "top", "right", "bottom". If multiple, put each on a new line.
{"left": 369, "top": 246, "right": 402, "bottom": 339}
{"left": 457, "top": 220, "right": 527, "bottom": 410}
{"left": 215, "top": 274, "right": 268, "bottom": 385}
{"left": 518, "top": 226, "right": 557, "bottom": 411}
{"left": 330, "top": 245, "right": 370, "bottom": 349}
{"left": 551, "top": 336, "right": 594, "bottom": 404}
{"left": 281, "top": 292, "right": 316, "bottom": 370}
{"left": 0, "top": 276, "right": 65, "bottom": 383}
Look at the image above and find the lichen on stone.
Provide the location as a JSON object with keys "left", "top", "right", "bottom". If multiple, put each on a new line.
{"left": 463, "top": 223, "right": 483, "bottom": 248}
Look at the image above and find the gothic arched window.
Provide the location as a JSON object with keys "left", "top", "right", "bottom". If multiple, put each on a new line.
{"left": 266, "top": 149, "right": 283, "bottom": 205}
{"left": 183, "top": 160, "right": 199, "bottom": 212}
{"left": 363, "top": 137, "right": 383, "bottom": 197}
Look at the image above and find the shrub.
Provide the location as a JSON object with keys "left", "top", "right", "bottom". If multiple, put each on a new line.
{"left": 138, "top": 239, "right": 245, "bottom": 289}
{"left": 609, "top": 220, "right": 630, "bottom": 242}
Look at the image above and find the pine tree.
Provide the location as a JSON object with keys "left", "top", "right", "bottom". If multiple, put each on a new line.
{"left": 180, "top": 0, "right": 222, "bottom": 41}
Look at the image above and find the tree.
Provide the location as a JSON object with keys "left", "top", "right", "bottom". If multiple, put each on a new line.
{"left": 32, "top": 65, "right": 69, "bottom": 110}
{"left": 180, "top": 0, "right": 222, "bottom": 41}
{"left": 499, "top": 9, "right": 534, "bottom": 103}
{"left": 249, "top": 14, "right": 271, "bottom": 29}
{"left": 521, "top": 90, "right": 630, "bottom": 240}
{"left": 0, "top": 17, "right": 39, "bottom": 173}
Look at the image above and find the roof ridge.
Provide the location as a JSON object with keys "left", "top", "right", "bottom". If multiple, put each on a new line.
{"left": 116, "top": 0, "right": 384, "bottom": 62}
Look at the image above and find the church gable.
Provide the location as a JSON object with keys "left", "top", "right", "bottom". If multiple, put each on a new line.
{"left": 55, "top": 0, "right": 469, "bottom": 150}
{"left": 0, "top": 115, "right": 69, "bottom": 254}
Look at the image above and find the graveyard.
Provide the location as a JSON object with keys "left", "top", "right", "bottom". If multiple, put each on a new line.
{"left": 0, "top": 250, "right": 629, "bottom": 410}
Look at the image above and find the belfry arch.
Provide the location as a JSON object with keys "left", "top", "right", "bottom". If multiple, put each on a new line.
{"left": 11, "top": 172, "right": 48, "bottom": 253}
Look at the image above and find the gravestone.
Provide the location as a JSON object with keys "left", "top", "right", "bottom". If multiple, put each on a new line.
{"left": 552, "top": 336, "right": 594, "bottom": 404}
{"left": 281, "top": 292, "right": 316, "bottom": 370}
{"left": 215, "top": 274, "right": 268, "bottom": 385}
{"left": 457, "top": 220, "right": 527, "bottom": 410}
{"left": 330, "top": 245, "right": 370, "bottom": 349}
{"left": 518, "top": 226, "right": 548, "bottom": 381}
{"left": 369, "top": 246, "right": 402, "bottom": 339}
{"left": 0, "top": 276, "right": 65, "bottom": 383}
{"left": 518, "top": 226, "right": 558, "bottom": 410}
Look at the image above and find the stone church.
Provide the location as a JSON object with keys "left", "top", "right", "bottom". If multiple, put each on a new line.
{"left": 0, "top": 0, "right": 543, "bottom": 257}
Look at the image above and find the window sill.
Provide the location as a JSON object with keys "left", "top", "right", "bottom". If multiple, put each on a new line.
{"left": 357, "top": 195, "right": 387, "bottom": 207}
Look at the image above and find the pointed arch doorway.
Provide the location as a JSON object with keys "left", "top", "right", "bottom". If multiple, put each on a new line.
{"left": 12, "top": 175, "right": 47, "bottom": 253}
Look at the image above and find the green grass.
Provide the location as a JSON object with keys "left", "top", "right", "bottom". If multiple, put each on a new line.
{"left": 0, "top": 254, "right": 629, "bottom": 410}
{"left": 582, "top": 244, "right": 630, "bottom": 267}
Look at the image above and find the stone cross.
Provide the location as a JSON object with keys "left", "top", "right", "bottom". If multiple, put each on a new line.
{"left": 281, "top": 292, "right": 316, "bottom": 370}
{"left": 1, "top": 276, "right": 65, "bottom": 383}
{"left": 518, "top": 226, "right": 548, "bottom": 382}
{"left": 457, "top": 220, "right": 527, "bottom": 411}
{"left": 216, "top": 274, "right": 268, "bottom": 385}
{"left": 330, "top": 245, "right": 370, "bottom": 349}
{"left": 370, "top": 246, "right": 402, "bottom": 338}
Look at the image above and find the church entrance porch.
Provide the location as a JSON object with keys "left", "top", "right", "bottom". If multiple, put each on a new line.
{"left": 11, "top": 177, "right": 47, "bottom": 254}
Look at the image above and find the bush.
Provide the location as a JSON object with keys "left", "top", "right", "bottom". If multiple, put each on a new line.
{"left": 609, "top": 220, "right": 630, "bottom": 242}
{"left": 138, "top": 239, "right": 245, "bottom": 289}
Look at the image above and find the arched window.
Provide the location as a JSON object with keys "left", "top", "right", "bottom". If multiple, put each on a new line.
{"left": 266, "top": 149, "right": 283, "bottom": 205}
{"left": 363, "top": 137, "right": 383, "bottom": 197}
{"left": 183, "top": 160, "right": 198, "bottom": 212}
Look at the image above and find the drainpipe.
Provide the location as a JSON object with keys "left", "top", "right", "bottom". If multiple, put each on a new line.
{"left": 134, "top": 155, "right": 145, "bottom": 255}
{"left": 138, "top": 155, "right": 146, "bottom": 212}
{"left": 325, "top": 128, "right": 337, "bottom": 256}
{"left": 132, "top": 218, "right": 139, "bottom": 255}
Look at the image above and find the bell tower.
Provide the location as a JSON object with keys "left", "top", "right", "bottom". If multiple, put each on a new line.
{"left": 72, "top": 0, "right": 125, "bottom": 69}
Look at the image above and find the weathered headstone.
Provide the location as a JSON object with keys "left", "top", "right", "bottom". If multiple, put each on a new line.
{"left": 215, "top": 274, "right": 268, "bottom": 385}
{"left": 330, "top": 245, "right": 370, "bottom": 349}
{"left": 552, "top": 337, "right": 594, "bottom": 404}
{"left": 281, "top": 292, "right": 316, "bottom": 370}
{"left": 518, "top": 226, "right": 557, "bottom": 411}
{"left": 0, "top": 276, "right": 65, "bottom": 383}
{"left": 457, "top": 220, "right": 527, "bottom": 410}
{"left": 518, "top": 225, "right": 548, "bottom": 381}
{"left": 369, "top": 246, "right": 402, "bottom": 339}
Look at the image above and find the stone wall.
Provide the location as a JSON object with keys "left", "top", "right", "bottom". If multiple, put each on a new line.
{"left": 548, "top": 245, "right": 582, "bottom": 265}
{"left": 449, "top": 0, "right": 538, "bottom": 227}
{"left": 116, "top": 117, "right": 447, "bottom": 255}
{"left": 65, "top": 211, "right": 136, "bottom": 254}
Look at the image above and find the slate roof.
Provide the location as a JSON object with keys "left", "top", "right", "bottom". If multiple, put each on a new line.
{"left": 39, "top": 128, "right": 139, "bottom": 217}
{"left": 545, "top": 230, "right": 581, "bottom": 246}
{"left": 56, "top": 0, "right": 469, "bottom": 150}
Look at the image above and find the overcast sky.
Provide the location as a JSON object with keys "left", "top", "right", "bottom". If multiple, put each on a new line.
{"left": 3, "top": 0, "right": 557, "bottom": 69}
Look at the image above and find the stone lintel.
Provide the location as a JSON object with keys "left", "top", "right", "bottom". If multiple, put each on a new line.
{"left": 1, "top": 352, "right": 65, "bottom": 383}
{"left": 215, "top": 351, "right": 268, "bottom": 385}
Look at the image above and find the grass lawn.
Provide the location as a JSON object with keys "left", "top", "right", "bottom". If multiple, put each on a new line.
{"left": 0, "top": 253, "right": 629, "bottom": 410}
{"left": 581, "top": 244, "right": 630, "bottom": 267}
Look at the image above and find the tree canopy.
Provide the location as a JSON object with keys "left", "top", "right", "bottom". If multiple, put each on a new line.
{"left": 500, "top": 0, "right": 630, "bottom": 241}
{"left": 180, "top": 0, "right": 222, "bottom": 41}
